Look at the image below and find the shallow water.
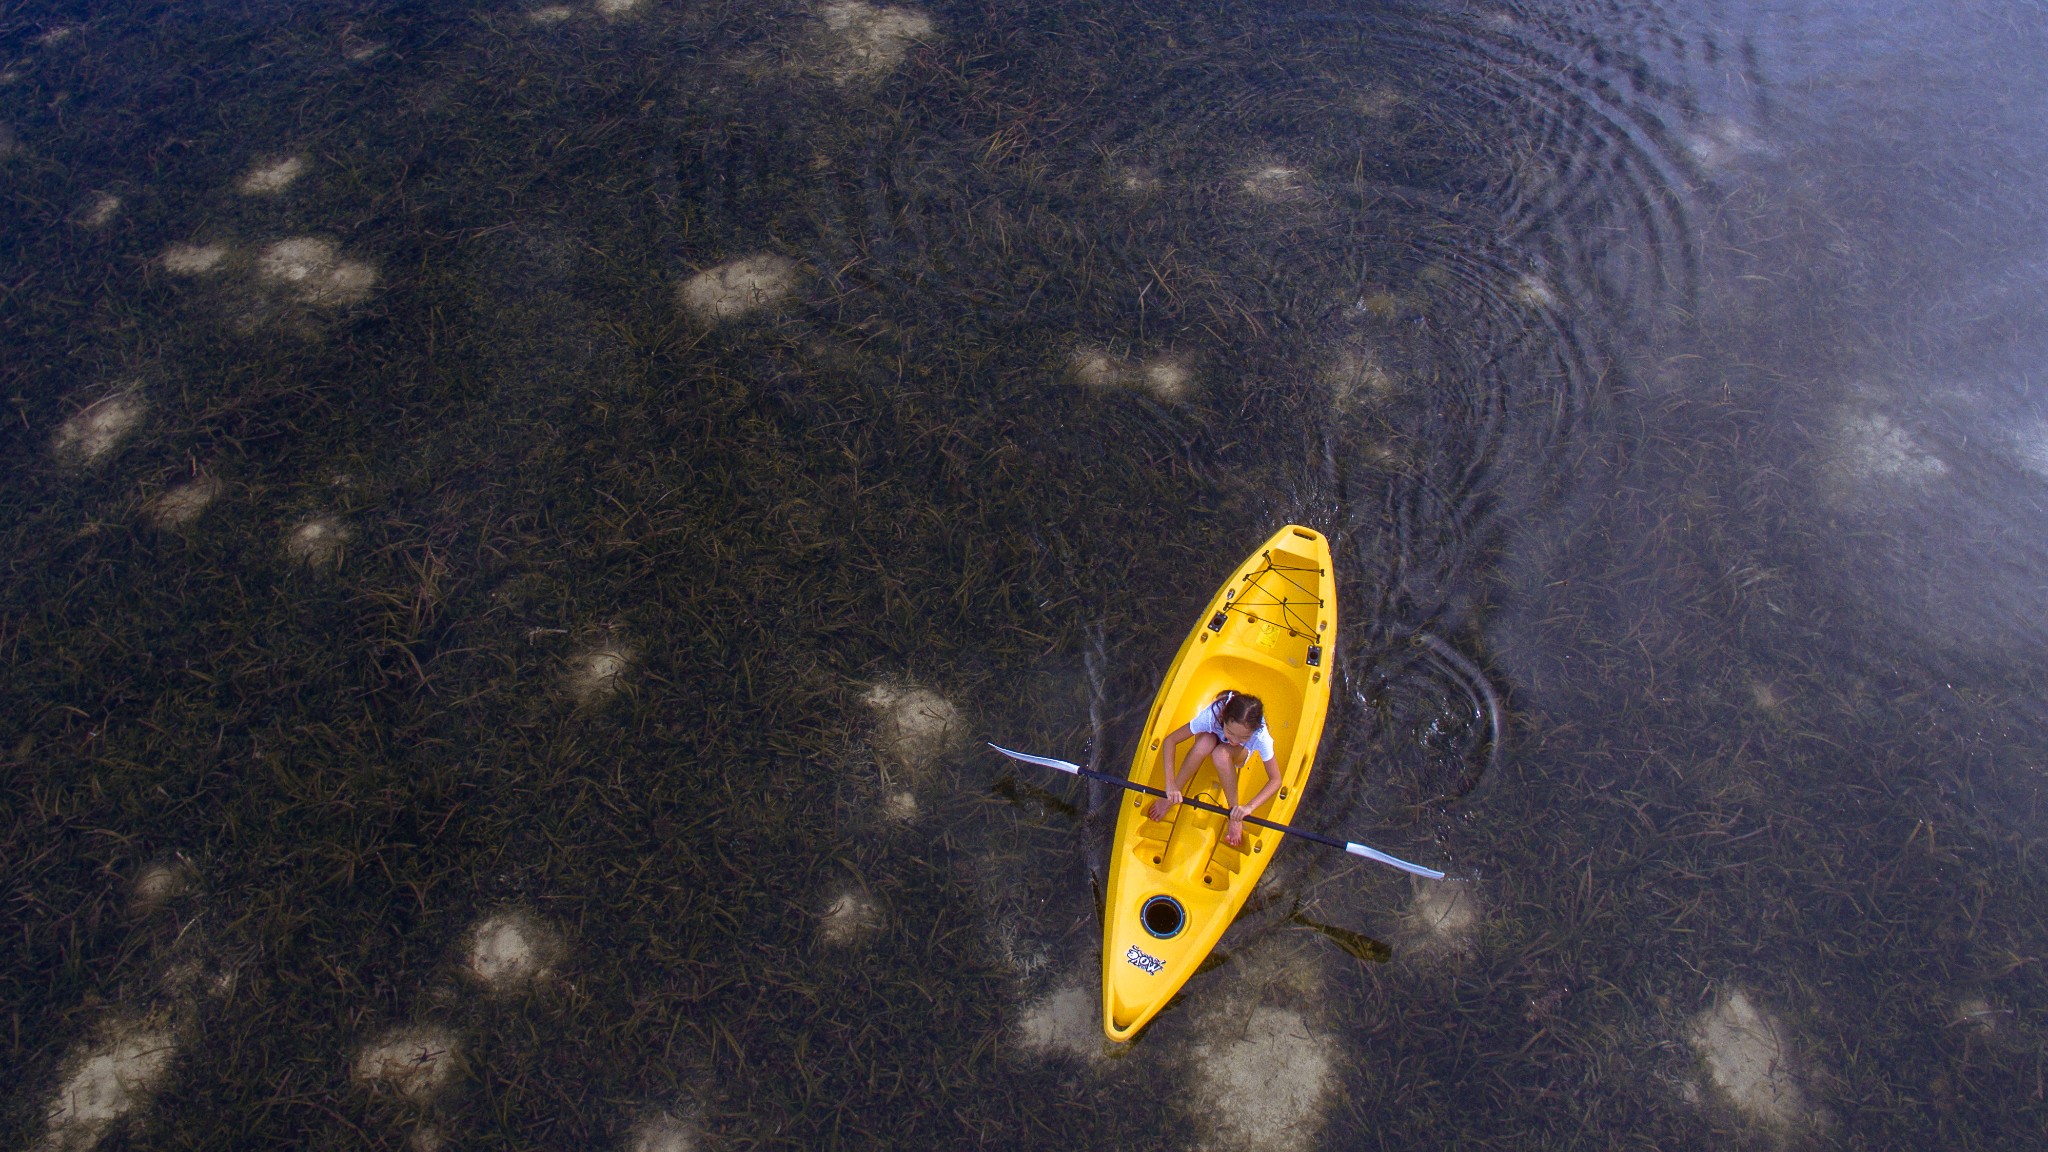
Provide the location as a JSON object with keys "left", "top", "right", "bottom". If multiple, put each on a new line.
{"left": 4, "top": 0, "right": 2047, "bottom": 1147}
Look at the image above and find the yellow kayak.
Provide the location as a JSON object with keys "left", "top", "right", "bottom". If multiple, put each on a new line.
{"left": 1102, "top": 524, "right": 1336, "bottom": 1041}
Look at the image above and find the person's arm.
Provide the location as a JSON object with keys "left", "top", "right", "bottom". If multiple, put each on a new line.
{"left": 1157, "top": 722, "right": 1194, "bottom": 806}
{"left": 1226, "top": 739, "right": 1285, "bottom": 836}
{"left": 1233, "top": 758, "right": 1284, "bottom": 820}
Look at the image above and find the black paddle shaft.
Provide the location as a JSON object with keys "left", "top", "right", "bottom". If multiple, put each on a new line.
{"left": 1059, "top": 763, "right": 1350, "bottom": 852}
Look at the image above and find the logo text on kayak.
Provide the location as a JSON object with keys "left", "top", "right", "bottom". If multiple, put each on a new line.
{"left": 1125, "top": 944, "right": 1165, "bottom": 975}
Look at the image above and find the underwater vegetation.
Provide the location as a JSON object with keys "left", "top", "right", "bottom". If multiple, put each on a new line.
{"left": 2, "top": 0, "right": 2047, "bottom": 1148}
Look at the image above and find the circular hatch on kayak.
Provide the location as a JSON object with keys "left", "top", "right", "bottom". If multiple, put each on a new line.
{"left": 1141, "top": 894, "right": 1186, "bottom": 939}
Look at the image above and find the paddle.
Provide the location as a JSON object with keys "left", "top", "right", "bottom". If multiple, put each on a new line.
{"left": 987, "top": 743, "right": 1447, "bottom": 880}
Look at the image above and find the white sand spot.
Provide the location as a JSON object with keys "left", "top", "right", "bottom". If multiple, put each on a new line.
{"left": 1828, "top": 410, "right": 1947, "bottom": 494}
{"left": 528, "top": 5, "right": 576, "bottom": 24}
{"left": 1954, "top": 992, "right": 2010, "bottom": 1039}
{"left": 1354, "top": 90, "right": 1401, "bottom": 117}
{"left": 130, "top": 860, "right": 194, "bottom": 916}
{"left": 567, "top": 644, "right": 632, "bottom": 704}
{"left": 1065, "top": 346, "right": 1194, "bottom": 402}
{"left": 1748, "top": 680, "right": 1782, "bottom": 712}
{"left": 2008, "top": 422, "right": 2048, "bottom": 478}
{"left": 409, "top": 1125, "right": 446, "bottom": 1152}
{"left": 285, "top": 517, "right": 350, "bottom": 570}
{"left": 861, "top": 683, "right": 965, "bottom": 780}
{"left": 353, "top": 1024, "right": 462, "bottom": 1103}
{"left": 991, "top": 914, "right": 1048, "bottom": 978}
{"left": 1189, "top": 1005, "right": 1337, "bottom": 1152}
{"left": 1685, "top": 118, "right": 1771, "bottom": 169}
{"left": 74, "top": 192, "right": 120, "bottom": 229}
{"left": 882, "top": 789, "right": 919, "bottom": 823}
{"left": 818, "top": 889, "right": 882, "bottom": 946}
{"left": 1113, "top": 166, "right": 1161, "bottom": 195}
{"left": 1239, "top": 164, "right": 1309, "bottom": 203}
{"left": 677, "top": 254, "right": 801, "bottom": 323}
{"left": 1136, "top": 353, "right": 1195, "bottom": 402}
{"left": 255, "top": 237, "right": 378, "bottom": 307}
{"left": 161, "top": 242, "right": 229, "bottom": 275}
{"left": 463, "top": 909, "right": 563, "bottom": 992}
{"left": 39, "top": 25, "right": 79, "bottom": 45}
{"left": 594, "top": 0, "right": 644, "bottom": 16}
{"left": 627, "top": 1111, "right": 698, "bottom": 1152}
{"left": 1512, "top": 274, "right": 1556, "bottom": 309}
{"left": 1017, "top": 981, "right": 1098, "bottom": 1061}
{"left": 1687, "top": 987, "right": 1814, "bottom": 1135}
{"left": 1355, "top": 290, "right": 1401, "bottom": 319}
{"left": 1398, "top": 876, "right": 1477, "bottom": 961}
{"left": 236, "top": 155, "right": 306, "bottom": 195}
{"left": 817, "top": 1, "right": 935, "bottom": 84}
{"left": 41, "top": 1018, "right": 178, "bottom": 1152}
{"left": 148, "top": 476, "right": 222, "bottom": 529}
{"left": 1066, "top": 345, "right": 1127, "bottom": 389}
{"left": 51, "top": 391, "right": 146, "bottom": 468}
{"left": 1319, "top": 347, "right": 1395, "bottom": 409}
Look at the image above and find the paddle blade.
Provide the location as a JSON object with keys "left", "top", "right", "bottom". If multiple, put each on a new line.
{"left": 986, "top": 743, "right": 1083, "bottom": 774}
{"left": 1344, "top": 842, "right": 1446, "bottom": 880}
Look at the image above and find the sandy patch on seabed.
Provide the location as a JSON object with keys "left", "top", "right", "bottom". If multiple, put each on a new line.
{"left": 1686, "top": 986, "right": 1825, "bottom": 1138}
{"left": 1824, "top": 408, "right": 1948, "bottom": 506}
{"left": 1016, "top": 980, "right": 1099, "bottom": 1063}
{"left": 354, "top": 1024, "right": 463, "bottom": 1103}
{"left": 236, "top": 155, "right": 306, "bottom": 195}
{"left": 818, "top": 889, "right": 883, "bottom": 946}
{"left": 626, "top": 1110, "right": 700, "bottom": 1152}
{"left": 676, "top": 254, "right": 802, "bottom": 323}
{"left": 1396, "top": 876, "right": 1477, "bottom": 962}
{"left": 880, "top": 789, "right": 919, "bottom": 823}
{"left": 161, "top": 242, "right": 229, "bottom": 275}
{"left": 1317, "top": 345, "right": 1395, "bottom": 410}
{"left": 567, "top": 643, "right": 632, "bottom": 704}
{"left": 39, "top": 1017, "right": 179, "bottom": 1151}
{"left": 860, "top": 682, "right": 965, "bottom": 782}
{"left": 1064, "top": 345, "right": 1197, "bottom": 402}
{"left": 1187, "top": 1004, "right": 1338, "bottom": 1152}
{"left": 147, "top": 475, "right": 222, "bottom": 529}
{"left": 73, "top": 192, "right": 120, "bottom": 228}
{"left": 463, "top": 909, "right": 564, "bottom": 993}
{"left": 816, "top": 1, "right": 934, "bottom": 84}
{"left": 285, "top": 517, "right": 350, "bottom": 569}
{"left": 255, "top": 237, "right": 377, "bottom": 307}
{"left": 51, "top": 390, "right": 146, "bottom": 467}
{"left": 129, "top": 859, "right": 196, "bottom": 916}
{"left": 1239, "top": 163, "right": 1310, "bottom": 203}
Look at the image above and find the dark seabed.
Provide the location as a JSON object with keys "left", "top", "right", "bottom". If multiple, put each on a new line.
{"left": 5, "top": 0, "right": 2047, "bottom": 1147}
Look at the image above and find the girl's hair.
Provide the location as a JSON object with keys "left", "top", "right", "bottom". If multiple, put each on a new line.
{"left": 1213, "top": 689, "right": 1265, "bottom": 731}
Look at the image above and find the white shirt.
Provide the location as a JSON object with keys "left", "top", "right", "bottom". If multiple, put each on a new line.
{"left": 1189, "top": 698, "right": 1276, "bottom": 762}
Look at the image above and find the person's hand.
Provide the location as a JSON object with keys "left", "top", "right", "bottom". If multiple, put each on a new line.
{"left": 1146, "top": 789, "right": 1182, "bottom": 822}
{"left": 1223, "top": 805, "right": 1248, "bottom": 847}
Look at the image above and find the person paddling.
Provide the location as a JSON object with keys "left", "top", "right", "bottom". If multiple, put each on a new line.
{"left": 1145, "top": 689, "right": 1279, "bottom": 848}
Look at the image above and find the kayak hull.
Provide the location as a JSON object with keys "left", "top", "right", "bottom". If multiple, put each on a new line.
{"left": 1101, "top": 524, "right": 1336, "bottom": 1041}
